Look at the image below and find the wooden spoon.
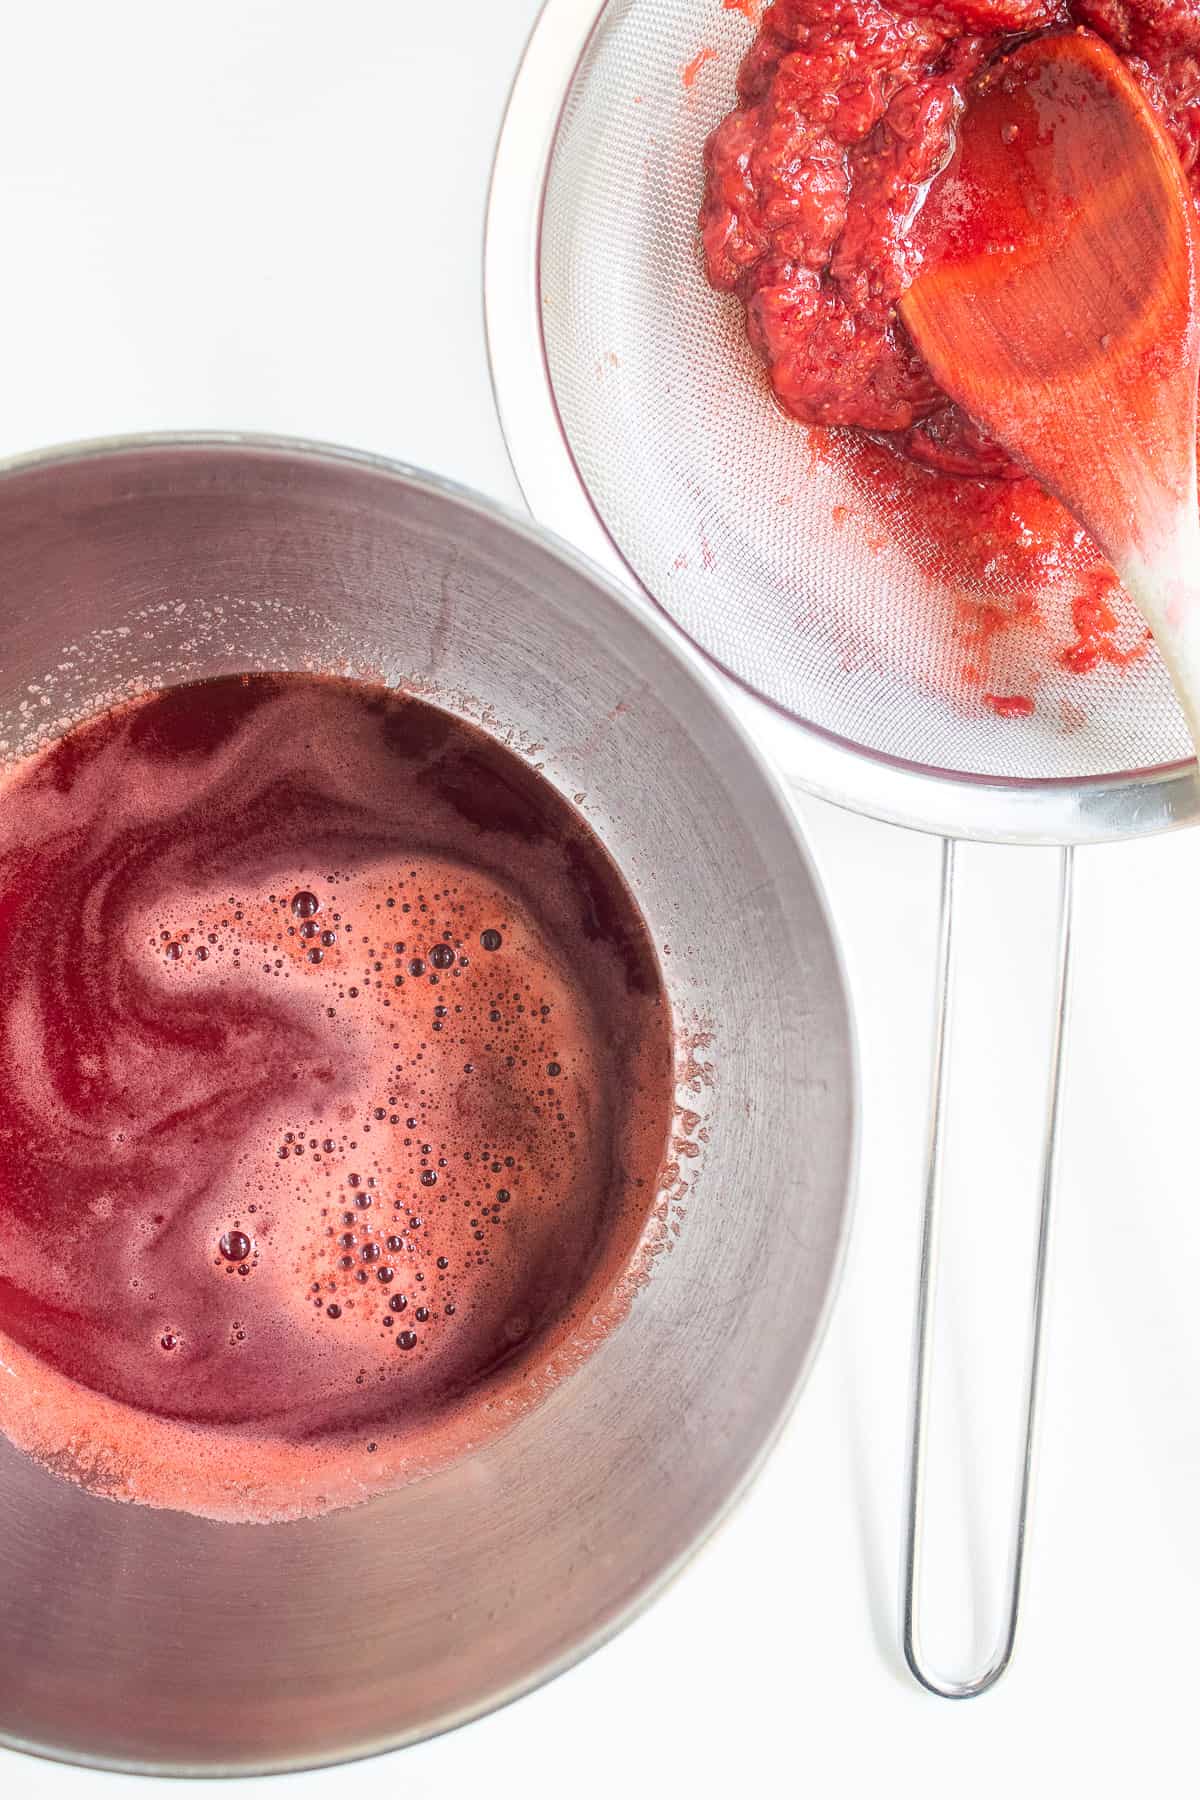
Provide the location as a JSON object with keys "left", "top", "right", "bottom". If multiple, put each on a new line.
{"left": 899, "top": 27, "right": 1200, "bottom": 741}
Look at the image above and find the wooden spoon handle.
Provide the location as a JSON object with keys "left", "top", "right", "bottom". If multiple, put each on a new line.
{"left": 1116, "top": 507, "right": 1200, "bottom": 750}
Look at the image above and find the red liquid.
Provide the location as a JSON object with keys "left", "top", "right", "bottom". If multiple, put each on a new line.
{"left": 0, "top": 675, "right": 674, "bottom": 1520}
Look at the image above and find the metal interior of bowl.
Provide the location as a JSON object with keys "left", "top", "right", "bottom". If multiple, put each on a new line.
{"left": 0, "top": 437, "right": 855, "bottom": 1775}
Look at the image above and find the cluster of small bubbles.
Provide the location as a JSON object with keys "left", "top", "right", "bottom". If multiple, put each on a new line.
{"left": 152, "top": 848, "right": 607, "bottom": 1405}
{"left": 4, "top": 677, "right": 681, "bottom": 1494}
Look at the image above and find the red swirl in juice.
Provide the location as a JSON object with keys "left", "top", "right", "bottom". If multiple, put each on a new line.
{"left": 0, "top": 674, "right": 674, "bottom": 1521}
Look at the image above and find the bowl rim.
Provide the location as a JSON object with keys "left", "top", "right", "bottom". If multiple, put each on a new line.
{"left": 0, "top": 429, "right": 860, "bottom": 1777}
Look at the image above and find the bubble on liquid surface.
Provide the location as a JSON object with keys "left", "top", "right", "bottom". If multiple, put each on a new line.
{"left": 0, "top": 671, "right": 676, "bottom": 1526}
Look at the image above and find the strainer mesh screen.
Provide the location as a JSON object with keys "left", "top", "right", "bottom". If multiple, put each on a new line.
{"left": 539, "top": 0, "right": 1191, "bottom": 780}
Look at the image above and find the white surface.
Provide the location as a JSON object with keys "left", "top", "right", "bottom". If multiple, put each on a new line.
{"left": 3, "top": 3, "right": 1199, "bottom": 1794}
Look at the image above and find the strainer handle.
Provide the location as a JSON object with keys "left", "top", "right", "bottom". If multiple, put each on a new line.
{"left": 902, "top": 839, "right": 1075, "bottom": 1699}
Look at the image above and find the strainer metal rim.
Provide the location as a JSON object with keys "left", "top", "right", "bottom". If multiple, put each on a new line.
{"left": 484, "top": 0, "right": 1200, "bottom": 846}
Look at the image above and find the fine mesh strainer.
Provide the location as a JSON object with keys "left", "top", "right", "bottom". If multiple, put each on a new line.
{"left": 485, "top": 0, "right": 1200, "bottom": 1697}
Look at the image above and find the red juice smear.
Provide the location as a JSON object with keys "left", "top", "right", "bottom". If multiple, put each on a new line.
{"left": 683, "top": 46, "right": 720, "bottom": 87}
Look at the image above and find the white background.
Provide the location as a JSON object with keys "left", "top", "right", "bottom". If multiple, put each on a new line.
{"left": 4, "top": 3, "right": 1200, "bottom": 1794}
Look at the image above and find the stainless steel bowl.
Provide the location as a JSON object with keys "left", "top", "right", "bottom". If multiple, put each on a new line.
{"left": 0, "top": 436, "right": 856, "bottom": 1775}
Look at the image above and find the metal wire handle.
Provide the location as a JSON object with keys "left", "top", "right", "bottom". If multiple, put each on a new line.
{"left": 902, "top": 839, "right": 1076, "bottom": 1698}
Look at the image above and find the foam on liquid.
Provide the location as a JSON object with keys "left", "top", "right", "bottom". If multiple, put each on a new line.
{"left": 0, "top": 675, "right": 673, "bottom": 1521}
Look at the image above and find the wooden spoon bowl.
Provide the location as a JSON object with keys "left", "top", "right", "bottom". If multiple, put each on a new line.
{"left": 900, "top": 29, "right": 1200, "bottom": 740}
